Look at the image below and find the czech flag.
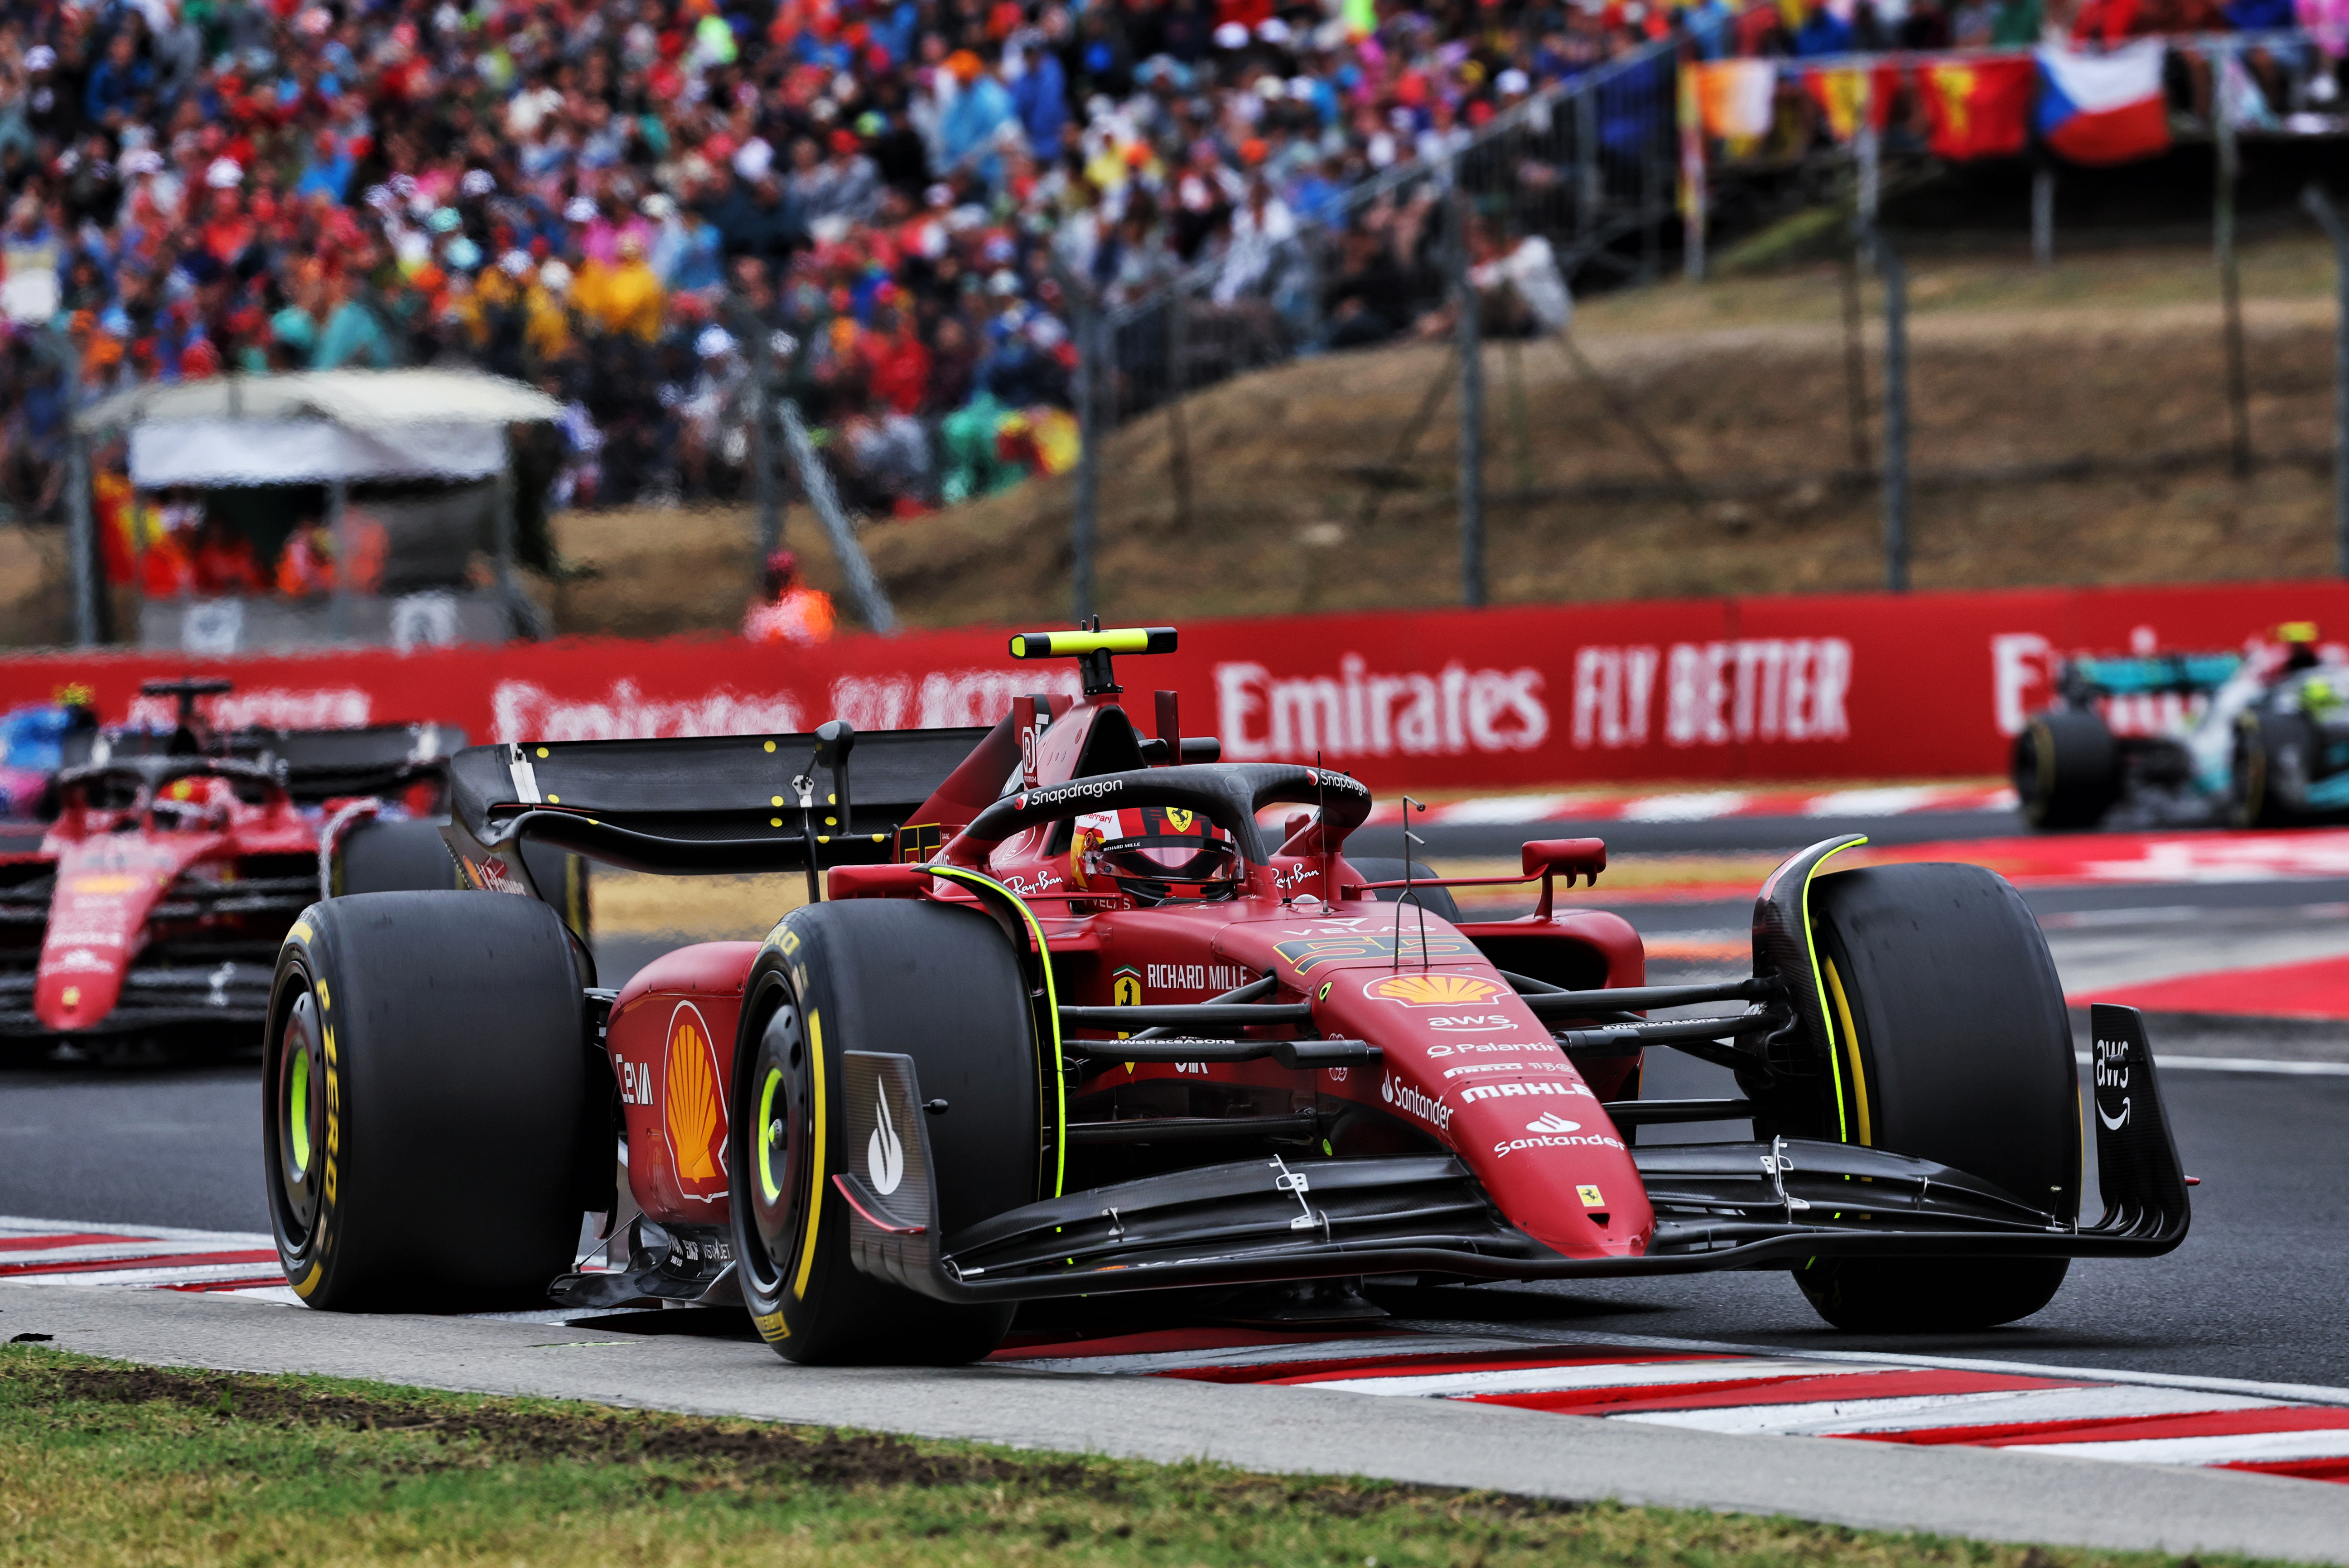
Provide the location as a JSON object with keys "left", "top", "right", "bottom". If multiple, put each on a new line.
{"left": 2035, "top": 40, "right": 2171, "bottom": 166}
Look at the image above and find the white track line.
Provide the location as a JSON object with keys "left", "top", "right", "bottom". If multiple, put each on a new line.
{"left": 2003, "top": 1429, "right": 2349, "bottom": 1466}
{"left": 1721, "top": 1385, "right": 2288, "bottom": 1437}
{"left": 1301, "top": 1357, "right": 1873, "bottom": 1399}
{"left": 1382, "top": 1320, "right": 2349, "bottom": 1410}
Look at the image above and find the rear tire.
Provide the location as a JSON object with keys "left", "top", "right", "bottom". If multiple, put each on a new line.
{"left": 729, "top": 899, "right": 1037, "bottom": 1364}
{"left": 2012, "top": 710, "right": 2117, "bottom": 830}
{"left": 265, "top": 892, "right": 588, "bottom": 1310}
{"left": 333, "top": 819, "right": 457, "bottom": 894}
{"left": 1789, "top": 864, "right": 2079, "bottom": 1332}
{"left": 1346, "top": 857, "right": 1462, "bottom": 924}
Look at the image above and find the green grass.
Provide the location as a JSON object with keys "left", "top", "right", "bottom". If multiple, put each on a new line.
{"left": 0, "top": 1344, "right": 2276, "bottom": 1567}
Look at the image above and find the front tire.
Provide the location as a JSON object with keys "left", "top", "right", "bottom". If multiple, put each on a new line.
{"left": 1790, "top": 864, "right": 2079, "bottom": 1332}
{"left": 2232, "top": 710, "right": 2306, "bottom": 828}
{"left": 729, "top": 898, "right": 1039, "bottom": 1364}
{"left": 265, "top": 892, "right": 588, "bottom": 1310}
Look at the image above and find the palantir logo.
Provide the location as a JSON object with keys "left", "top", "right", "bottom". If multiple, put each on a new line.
{"left": 868, "top": 1089, "right": 905, "bottom": 1196}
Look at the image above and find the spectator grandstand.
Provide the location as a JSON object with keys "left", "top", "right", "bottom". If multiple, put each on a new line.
{"left": 0, "top": 0, "right": 2344, "bottom": 617}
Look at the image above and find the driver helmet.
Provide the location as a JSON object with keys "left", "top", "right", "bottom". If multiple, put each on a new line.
{"left": 154, "top": 773, "right": 237, "bottom": 830}
{"left": 1069, "top": 804, "right": 1241, "bottom": 905}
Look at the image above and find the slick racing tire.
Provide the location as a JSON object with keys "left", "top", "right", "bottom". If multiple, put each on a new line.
{"left": 265, "top": 892, "right": 588, "bottom": 1311}
{"left": 1346, "top": 857, "right": 1462, "bottom": 924}
{"left": 333, "top": 819, "right": 458, "bottom": 894}
{"left": 2232, "top": 711, "right": 2308, "bottom": 829}
{"left": 2012, "top": 710, "right": 2117, "bottom": 830}
{"left": 1790, "top": 864, "right": 2079, "bottom": 1332}
{"left": 730, "top": 899, "right": 1037, "bottom": 1365}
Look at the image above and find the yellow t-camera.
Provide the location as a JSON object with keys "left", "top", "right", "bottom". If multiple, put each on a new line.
{"left": 1008, "top": 627, "right": 1178, "bottom": 694}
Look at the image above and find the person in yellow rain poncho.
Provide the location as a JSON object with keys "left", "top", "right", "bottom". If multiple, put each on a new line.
{"left": 572, "top": 233, "right": 666, "bottom": 343}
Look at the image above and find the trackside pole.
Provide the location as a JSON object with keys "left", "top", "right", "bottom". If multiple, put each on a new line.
{"left": 778, "top": 399, "right": 898, "bottom": 634}
{"left": 1867, "top": 227, "right": 1910, "bottom": 593}
{"left": 2032, "top": 163, "right": 2056, "bottom": 269}
{"left": 2215, "top": 44, "right": 2253, "bottom": 480}
{"left": 1451, "top": 169, "right": 1487, "bottom": 609}
{"left": 1071, "top": 298, "right": 1101, "bottom": 624}
{"left": 2304, "top": 184, "right": 2349, "bottom": 576}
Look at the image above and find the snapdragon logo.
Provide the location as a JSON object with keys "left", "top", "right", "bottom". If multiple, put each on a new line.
{"left": 1018, "top": 777, "right": 1126, "bottom": 811}
{"left": 1380, "top": 1071, "right": 1452, "bottom": 1133}
{"left": 1458, "top": 1081, "right": 1592, "bottom": 1105}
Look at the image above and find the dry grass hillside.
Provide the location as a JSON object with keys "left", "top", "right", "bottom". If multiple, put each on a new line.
{"left": 560, "top": 234, "right": 2348, "bottom": 637}
{"left": 5, "top": 235, "right": 2341, "bottom": 648}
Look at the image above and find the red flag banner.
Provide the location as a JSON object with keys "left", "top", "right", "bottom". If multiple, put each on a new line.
{"left": 1804, "top": 63, "right": 1903, "bottom": 143}
{"left": 1922, "top": 57, "right": 2035, "bottom": 161}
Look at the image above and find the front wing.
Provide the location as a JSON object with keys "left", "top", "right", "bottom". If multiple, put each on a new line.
{"left": 832, "top": 1004, "right": 2190, "bottom": 1303}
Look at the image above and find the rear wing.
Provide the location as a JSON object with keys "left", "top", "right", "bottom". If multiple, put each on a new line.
{"left": 441, "top": 724, "right": 999, "bottom": 883}
{"left": 265, "top": 724, "right": 468, "bottom": 803}
{"left": 2060, "top": 653, "right": 2242, "bottom": 701}
{"left": 72, "top": 723, "right": 467, "bottom": 804}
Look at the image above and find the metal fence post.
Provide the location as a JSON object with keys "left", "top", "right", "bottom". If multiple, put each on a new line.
{"left": 1870, "top": 228, "right": 1910, "bottom": 593}
{"left": 1071, "top": 298, "right": 1101, "bottom": 624}
{"left": 1452, "top": 170, "right": 1486, "bottom": 609}
{"left": 1679, "top": 60, "right": 1707, "bottom": 284}
{"left": 2032, "top": 163, "right": 2056, "bottom": 268}
{"left": 739, "top": 294, "right": 782, "bottom": 563}
{"left": 66, "top": 433, "right": 99, "bottom": 646}
{"left": 327, "top": 478, "right": 351, "bottom": 642}
{"left": 1575, "top": 89, "right": 1600, "bottom": 242}
{"left": 2215, "top": 42, "right": 2253, "bottom": 479}
{"left": 777, "top": 399, "right": 897, "bottom": 634}
{"left": 2304, "top": 184, "right": 2349, "bottom": 576}
{"left": 1166, "top": 290, "right": 1194, "bottom": 532}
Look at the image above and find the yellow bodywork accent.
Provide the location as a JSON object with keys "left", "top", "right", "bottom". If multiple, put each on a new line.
{"left": 1825, "top": 956, "right": 1871, "bottom": 1147}
{"left": 793, "top": 1008, "right": 825, "bottom": 1300}
{"left": 1796, "top": 837, "right": 1867, "bottom": 1144}
{"left": 924, "top": 865, "right": 1067, "bottom": 1199}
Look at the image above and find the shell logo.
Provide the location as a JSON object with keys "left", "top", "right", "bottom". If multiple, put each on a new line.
{"left": 1365, "top": 973, "right": 1503, "bottom": 1008}
{"left": 663, "top": 1002, "right": 728, "bottom": 1197}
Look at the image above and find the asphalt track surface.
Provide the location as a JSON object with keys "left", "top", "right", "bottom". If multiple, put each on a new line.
{"left": 6, "top": 802, "right": 2349, "bottom": 1554}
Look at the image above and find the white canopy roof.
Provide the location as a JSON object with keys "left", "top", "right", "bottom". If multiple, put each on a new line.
{"left": 77, "top": 369, "right": 562, "bottom": 488}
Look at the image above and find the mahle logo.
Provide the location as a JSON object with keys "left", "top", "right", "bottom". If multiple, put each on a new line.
{"left": 1366, "top": 973, "right": 1502, "bottom": 1008}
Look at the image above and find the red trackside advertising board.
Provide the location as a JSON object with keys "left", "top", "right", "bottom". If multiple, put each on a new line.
{"left": 7, "top": 580, "right": 2348, "bottom": 790}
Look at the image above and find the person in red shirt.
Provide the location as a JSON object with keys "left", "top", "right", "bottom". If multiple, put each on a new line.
{"left": 193, "top": 517, "right": 265, "bottom": 595}
{"left": 863, "top": 299, "right": 931, "bottom": 417}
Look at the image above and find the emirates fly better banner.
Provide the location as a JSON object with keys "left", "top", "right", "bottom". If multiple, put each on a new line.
{"left": 10, "top": 580, "right": 2349, "bottom": 790}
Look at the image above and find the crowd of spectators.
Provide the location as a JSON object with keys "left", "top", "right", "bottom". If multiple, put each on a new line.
{"left": 0, "top": 0, "right": 1674, "bottom": 569}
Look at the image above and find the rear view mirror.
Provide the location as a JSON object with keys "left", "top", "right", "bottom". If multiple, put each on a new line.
{"left": 1522, "top": 838, "right": 1606, "bottom": 887}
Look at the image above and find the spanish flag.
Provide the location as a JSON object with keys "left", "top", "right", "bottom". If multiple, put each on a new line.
{"left": 1921, "top": 57, "right": 2034, "bottom": 162}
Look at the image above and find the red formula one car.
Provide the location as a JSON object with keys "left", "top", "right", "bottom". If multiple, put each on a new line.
{"left": 0, "top": 679, "right": 496, "bottom": 1061}
{"left": 264, "top": 629, "right": 2190, "bottom": 1360}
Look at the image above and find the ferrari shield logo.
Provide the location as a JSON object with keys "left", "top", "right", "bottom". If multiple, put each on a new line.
{"left": 1162, "top": 807, "right": 1195, "bottom": 833}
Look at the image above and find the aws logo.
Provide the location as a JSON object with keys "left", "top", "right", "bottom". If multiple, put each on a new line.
{"left": 664, "top": 1002, "right": 728, "bottom": 1201}
{"left": 1365, "top": 973, "right": 1502, "bottom": 1008}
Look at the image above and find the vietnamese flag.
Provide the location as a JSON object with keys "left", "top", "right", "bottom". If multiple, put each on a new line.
{"left": 2035, "top": 40, "right": 2171, "bottom": 166}
{"left": 1922, "top": 57, "right": 2033, "bottom": 161}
